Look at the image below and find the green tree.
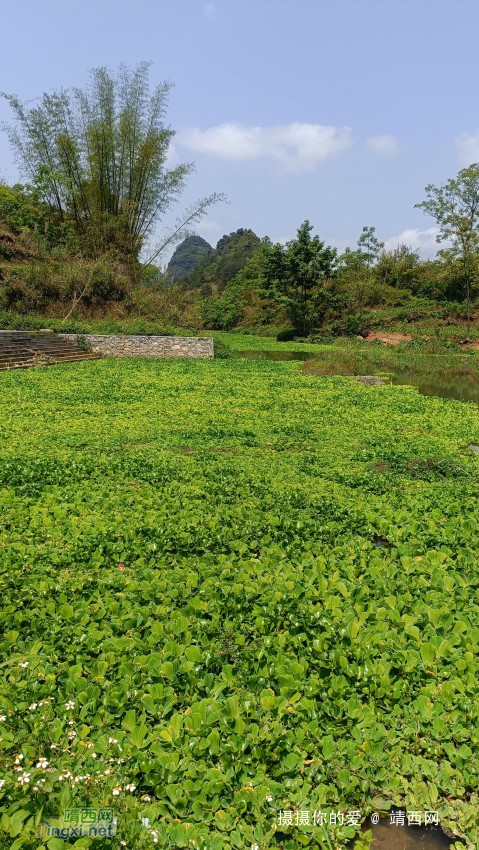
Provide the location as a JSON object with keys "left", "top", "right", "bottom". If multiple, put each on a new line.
{"left": 2, "top": 63, "right": 224, "bottom": 270}
{"left": 261, "top": 221, "right": 337, "bottom": 335}
{"left": 337, "top": 248, "right": 369, "bottom": 323}
{"left": 415, "top": 164, "right": 479, "bottom": 338}
{"left": 357, "top": 225, "right": 384, "bottom": 272}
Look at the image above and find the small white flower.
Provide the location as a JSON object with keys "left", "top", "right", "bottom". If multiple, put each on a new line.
{"left": 19, "top": 662, "right": 29, "bottom": 668}
{"left": 50, "top": 743, "right": 57, "bottom": 749}
{"left": 18, "top": 772, "right": 30, "bottom": 785}
{"left": 67, "top": 731, "right": 76, "bottom": 740}
{"left": 14, "top": 754, "right": 24, "bottom": 764}
{"left": 251, "top": 844, "right": 259, "bottom": 850}
{"left": 266, "top": 795, "right": 273, "bottom": 802}
{"left": 38, "top": 700, "right": 45, "bottom": 706}
{"left": 90, "top": 753, "right": 97, "bottom": 759}
{"left": 112, "top": 786, "right": 122, "bottom": 796}
{"left": 249, "top": 782, "right": 253, "bottom": 787}
{"left": 0, "top": 716, "right": 6, "bottom": 722}
{"left": 29, "top": 703, "right": 37, "bottom": 711}
{"left": 86, "top": 742, "right": 94, "bottom": 749}
{"left": 65, "top": 701, "right": 74, "bottom": 711}
{"left": 141, "top": 795, "right": 152, "bottom": 802}
{"left": 120, "top": 842, "right": 127, "bottom": 847}
{"left": 125, "top": 783, "right": 136, "bottom": 792}
{"left": 108, "top": 737, "right": 118, "bottom": 744}
{"left": 0, "top": 779, "right": 5, "bottom": 788}
{"left": 36, "top": 758, "right": 49, "bottom": 769}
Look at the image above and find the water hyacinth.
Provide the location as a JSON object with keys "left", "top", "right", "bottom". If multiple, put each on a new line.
{"left": 1, "top": 357, "right": 479, "bottom": 848}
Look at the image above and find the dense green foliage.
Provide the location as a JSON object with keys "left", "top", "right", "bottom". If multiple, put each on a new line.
{"left": 182, "top": 230, "right": 262, "bottom": 295}
{"left": 1, "top": 358, "right": 479, "bottom": 848}
{"left": 166, "top": 237, "right": 212, "bottom": 283}
{"left": 2, "top": 65, "right": 196, "bottom": 263}
{"left": 261, "top": 221, "right": 337, "bottom": 335}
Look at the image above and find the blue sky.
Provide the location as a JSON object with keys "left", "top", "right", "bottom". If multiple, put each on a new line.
{"left": 1, "top": 0, "right": 479, "bottom": 260}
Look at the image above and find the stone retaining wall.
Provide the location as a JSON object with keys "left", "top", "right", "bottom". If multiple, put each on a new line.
{"left": 58, "top": 334, "right": 214, "bottom": 359}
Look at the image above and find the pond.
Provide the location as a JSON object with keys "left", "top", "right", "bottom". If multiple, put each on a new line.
{"left": 237, "top": 350, "right": 479, "bottom": 405}
{"left": 391, "top": 372, "right": 479, "bottom": 405}
{"left": 364, "top": 809, "right": 458, "bottom": 850}
{"left": 237, "top": 349, "right": 313, "bottom": 362}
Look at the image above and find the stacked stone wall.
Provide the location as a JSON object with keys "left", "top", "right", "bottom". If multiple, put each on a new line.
{"left": 58, "top": 334, "right": 214, "bottom": 359}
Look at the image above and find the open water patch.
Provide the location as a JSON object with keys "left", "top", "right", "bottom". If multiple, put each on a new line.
{"left": 365, "top": 808, "right": 461, "bottom": 850}
{"left": 236, "top": 349, "right": 313, "bottom": 362}
{"left": 238, "top": 349, "right": 479, "bottom": 405}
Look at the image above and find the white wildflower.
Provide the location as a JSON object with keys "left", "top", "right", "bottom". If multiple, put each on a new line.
{"left": 266, "top": 795, "right": 273, "bottom": 802}
{"left": 18, "top": 772, "right": 30, "bottom": 785}
{"left": 14, "top": 754, "right": 24, "bottom": 764}
{"left": 0, "top": 716, "right": 6, "bottom": 722}
{"left": 108, "top": 737, "right": 118, "bottom": 744}
{"left": 19, "top": 662, "right": 29, "bottom": 668}
{"left": 0, "top": 779, "right": 5, "bottom": 788}
{"left": 36, "top": 758, "right": 49, "bottom": 769}
{"left": 125, "top": 783, "right": 136, "bottom": 792}
{"left": 113, "top": 786, "right": 122, "bottom": 796}
{"left": 141, "top": 795, "right": 152, "bottom": 802}
{"left": 65, "top": 701, "right": 74, "bottom": 711}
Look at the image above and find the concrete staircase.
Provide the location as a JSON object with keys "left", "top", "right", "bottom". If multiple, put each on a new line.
{"left": 0, "top": 330, "right": 101, "bottom": 371}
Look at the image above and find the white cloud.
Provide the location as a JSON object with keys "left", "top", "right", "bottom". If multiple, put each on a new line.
{"left": 177, "top": 122, "right": 353, "bottom": 173}
{"left": 367, "top": 135, "right": 399, "bottom": 157}
{"left": 456, "top": 131, "right": 479, "bottom": 166}
{"left": 384, "top": 227, "right": 446, "bottom": 258}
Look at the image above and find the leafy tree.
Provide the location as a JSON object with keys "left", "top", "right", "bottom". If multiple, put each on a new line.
{"left": 415, "top": 164, "right": 479, "bottom": 338}
{"left": 337, "top": 248, "right": 369, "bottom": 323}
{"left": 261, "top": 221, "right": 337, "bottom": 335}
{"left": 357, "top": 225, "right": 384, "bottom": 271}
{"left": 200, "top": 248, "right": 273, "bottom": 331}
{"left": 1, "top": 63, "right": 224, "bottom": 270}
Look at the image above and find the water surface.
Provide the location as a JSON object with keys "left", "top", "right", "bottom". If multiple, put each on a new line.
{"left": 237, "top": 349, "right": 479, "bottom": 405}
{"left": 366, "top": 809, "right": 457, "bottom": 850}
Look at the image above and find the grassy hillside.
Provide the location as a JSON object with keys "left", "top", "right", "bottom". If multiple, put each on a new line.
{"left": 0, "top": 357, "right": 479, "bottom": 847}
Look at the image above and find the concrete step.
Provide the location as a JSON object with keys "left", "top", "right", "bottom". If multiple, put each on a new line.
{"left": 0, "top": 354, "right": 100, "bottom": 371}
{"left": 0, "top": 354, "right": 100, "bottom": 364}
{"left": 0, "top": 330, "right": 101, "bottom": 371}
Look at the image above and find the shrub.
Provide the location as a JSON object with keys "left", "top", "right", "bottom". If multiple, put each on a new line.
{"left": 276, "top": 328, "right": 297, "bottom": 342}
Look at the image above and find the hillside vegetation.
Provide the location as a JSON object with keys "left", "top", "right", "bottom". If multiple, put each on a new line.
{"left": 1, "top": 184, "right": 478, "bottom": 343}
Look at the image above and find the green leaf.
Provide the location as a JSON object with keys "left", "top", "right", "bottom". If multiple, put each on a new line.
{"left": 161, "top": 661, "right": 175, "bottom": 679}
{"left": 48, "top": 840, "right": 66, "bottom": 850}
{"left": 420, "top": 642, "right": 436, "bottom": 666}
{"left": 131, "top": 723, "right": 148, "bottom": 747}
{"left": 122, "top": 709, "right": 137, "bottom": 732}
